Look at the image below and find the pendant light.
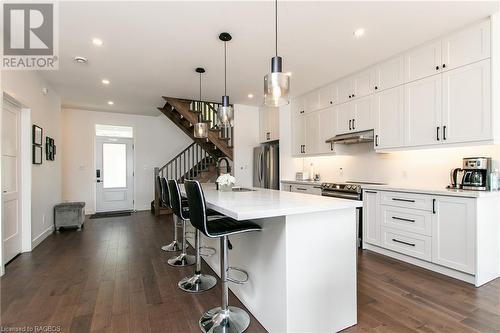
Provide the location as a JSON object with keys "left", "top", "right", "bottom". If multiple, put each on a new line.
{"left": 217, "top": 32, "right": 234, "bottom": 128}
{"left": 264, "top": 0, "right": 290, "bottom": 107}
{"left": 193, "top": 67, "right": 208, "bottom": 139}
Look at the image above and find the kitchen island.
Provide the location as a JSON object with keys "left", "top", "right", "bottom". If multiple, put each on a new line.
{"left": 180, "top": 184, "right": 362, "bottom": 333}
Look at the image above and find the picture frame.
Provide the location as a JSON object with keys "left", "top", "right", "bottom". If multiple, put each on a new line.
{"left": 45, "top": 137, "right": 56, "bottom": 161}
{"left": 33, "top": 145, "right": 42, "bottom": 165}
{"left": 33, "top": 125, "right": 43, "bottom": 146}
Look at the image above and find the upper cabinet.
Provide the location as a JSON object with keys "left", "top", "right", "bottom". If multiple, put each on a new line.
{"left": 290, "top": 18, "right": 493, "bottom": 156}
{"left": 371, "top": 56, "right": 405, "bottom": 91}
{"left": 291, "top": 98, "right": 306, "bottom": 156}
{"left": 442, "top": 20, "right": 490, "bottom": 71}
{"left": 259, "top": 106, "right": 279, "bottom": 143}
{"left": 405, "top": 40, "right": 442, "bottom": 82}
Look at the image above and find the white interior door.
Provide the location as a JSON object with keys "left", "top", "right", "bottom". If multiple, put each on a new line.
{"left": 95, "top": 136, "right": 134, "bottom": 213}
{"left": 2, "top": 100, "right": 21, "bottom": 264}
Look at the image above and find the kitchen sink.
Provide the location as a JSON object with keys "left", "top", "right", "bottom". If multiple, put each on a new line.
{"left": 231, "top": 187, "right": 256, "bottom": 192}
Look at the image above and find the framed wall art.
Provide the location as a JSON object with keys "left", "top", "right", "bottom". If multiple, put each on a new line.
{"left": 33, "top": 125, "right": 43, "bottom": 146}
{"left": 33, "top": 145, "right": 42, "bottom": 165}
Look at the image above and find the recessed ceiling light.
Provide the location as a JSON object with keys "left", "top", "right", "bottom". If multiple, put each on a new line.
{"left": 286, "top": 72, "right": 292, "bottom": 76}
{"left": 101, "top": 79, "right": 110, "bottom": 85}
{"left": 353, "top": 28, "right": 365, "bottom": 38}
{"left": 107, "top": 101, "right": 114, "bottom": 105}
{"left": 92, "top": 38, "right": 104, "bottom": 46}
{"left": 74, "top": 56, "right": 88, "bottom": 64}
{"left": 248, "top": 94, "right": 254, "bottom": 98}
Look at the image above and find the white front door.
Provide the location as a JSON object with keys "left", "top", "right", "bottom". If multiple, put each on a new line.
{"left": 2, "top": 100, "right": 21, "bottom": 264}
{"left": 95, "top": 136, "right": 134, "bottom": 213}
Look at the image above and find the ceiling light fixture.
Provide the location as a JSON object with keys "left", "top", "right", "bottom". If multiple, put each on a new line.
{"left": 264, "top": 0, "right": 290, "bottom": 107}
{"left": 193, "top": 67, "right": 208, "bottom": 139}
{"left": 74, "top": 56, "right": 88, "bottom": 64}
{"left": 101, "top": 79, "right": 110, "bottom": 85}
{"left": 217, "top": 32, "right": 234, "bottom": 128}
{"left": 92, "top": 38, "right": 104, "bottom": 46}
{"left": 107, "top": 101, "right": 114, "bottom": 105}
{"left": 248, "top": 94, "right": 254, "bottom": 99}
{"left": 286, "top": 72, "right": 292, "bottom": 76}
{"left": 353, "top": 28, "right": 365, "bottom": 38}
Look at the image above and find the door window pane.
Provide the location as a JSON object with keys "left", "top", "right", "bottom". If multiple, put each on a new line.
{"left": 103, "top": 143, "right": 127, "bottom": 188}
{"left": 96, "top": 124, "right": 133, "bottom": 138}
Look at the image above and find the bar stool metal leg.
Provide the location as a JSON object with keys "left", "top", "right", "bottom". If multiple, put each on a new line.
{"left": 199, "top": 236, "right": 250, "bottom": 333}
{"left": 178, "top": 229, "right": 217, "bottom": 293}
{"left": 167, "top": 218, "right": 195, "bottom": 267}
{"left": 161, "top": 215, "right": 183, "bottom": 252}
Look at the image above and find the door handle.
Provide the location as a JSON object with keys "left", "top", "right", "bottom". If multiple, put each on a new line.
{"left": 392, "top": 239, "right": 416, "bottom": 247}
{"left": 392, "top": 198, "right": 415, "bottom": 203}
{"left": 349, "top": 119, "right": 352, "bottom": 131}
{"left": 432, "top": 199, "right": 436, "bottom": 214}
{"left": 443, "top": 126, "right": 447, "bottom": 141}
{"left": 375, "top": 135, "right": 379, "bottom": 147}
{"left": 436, "top": 127, "right": 440, "bottom": 141}
{"left": 97, "top": 179, "right": 101, "bottom": 183}
{"left": 352, "top": 119, "right": 355, "bottom": 130}
{"left": 392, "top": 216, "right": 416, "bottom": 223}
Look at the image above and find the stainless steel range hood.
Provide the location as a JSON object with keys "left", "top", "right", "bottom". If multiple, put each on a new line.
{"left": 325, "top": 130, "right": 374, "bottom": 145}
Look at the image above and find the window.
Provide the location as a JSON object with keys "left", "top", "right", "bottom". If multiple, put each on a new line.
{"left": 95, "top": 124, "right": 133, "bottom": 138}
{"left": 102, "top": 143, "right": 127, "bottom": 188}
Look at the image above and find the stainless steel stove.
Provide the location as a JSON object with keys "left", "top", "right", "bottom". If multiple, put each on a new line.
{"left": 321, "top": 181, "right": 386, "bottom": 247}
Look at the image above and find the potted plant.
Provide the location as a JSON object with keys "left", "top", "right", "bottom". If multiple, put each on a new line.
{"left": 216, "top": 173, "right": 236, "bottom": 191}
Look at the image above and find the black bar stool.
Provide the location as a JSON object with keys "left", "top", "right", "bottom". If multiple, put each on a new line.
{"left": 167, "top": 179, "right": 196, "bottom": 267}
{"left": 184, "top": 180, "right": 261, "bottom": 333}
{"left": 159, "top": 177, "right": 182, "bottom": 252}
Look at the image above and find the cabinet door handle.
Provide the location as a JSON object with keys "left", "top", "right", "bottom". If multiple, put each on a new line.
{"left": 330, "top": 101, "right": 333, "bottom": 104}
{"left": 349, "top": 119, "right": 352, "bottom": 130}
{"left": 442, "top": 63, "right": 446, "bottom": 68}
{"left": 296, "top": 187, "right": 307, "bottom": 191}
{"left": 436, "top": 65, "right": 440, "bottom": 71}
{"left": 436, "top": 126, "right": 440, "bottom": 141}
{"left": 375, "top": 135, "right": 379, "bottom": 147}
{"left": 352, "top": 119, "right": 355, "bottom": 130}
{"left": 374, "top": 86, "right": 378, "bottom": 90}
{"left": 392, "top": 198, "right": 415, "bottom": 203}
{"left": 392, "top": 216, "right": 416, "bottom": 223}
{"left": 330, "top": 142, "right": 334, "bottom": 151}
{"left": 443, "top": 126, "right": 447, "bottom": 140}
{"left": 432, "top": 199, "right": 436, "bottom": 214}
{"left": 365, "top": 191, "right": 377, "bottom": 194}
{"left": 392, "top": 239, "right": 416, "bottom": 247}
{"left": 267, "top": 132, "right": 270, "bottom": 140}
{"left": 352, "top": 94, "right": 355, "bottom": 98}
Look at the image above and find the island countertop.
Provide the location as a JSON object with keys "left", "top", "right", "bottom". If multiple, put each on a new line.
{"left": 180, "top": 184, "right": 361, "bottom": 220}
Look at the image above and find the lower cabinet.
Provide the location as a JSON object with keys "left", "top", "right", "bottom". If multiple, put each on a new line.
{"left": 281, "top": 182, "right": 322, "bottom": 196}
{"left": 363, "top": 189, "right": 478, "bottom": 278}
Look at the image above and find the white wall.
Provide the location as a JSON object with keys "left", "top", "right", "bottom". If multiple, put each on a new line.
{"left": 61, "top": 108, "right": 191, "bottom": 213}
{"left": 233, "top": 104, "right": 260, "bottom": 187}
{"left": 2, "top": 71, "right": 62, "bottom": 247}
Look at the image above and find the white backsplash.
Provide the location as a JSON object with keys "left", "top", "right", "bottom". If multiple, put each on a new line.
{"left": 293, "top": 143, "right": 500, "bottom": 189}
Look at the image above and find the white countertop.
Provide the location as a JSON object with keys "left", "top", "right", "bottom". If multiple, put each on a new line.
{"left": 362, "top": 184, "right": 500, "bottom": 198}
{"left": 280, "top": 179, "right": 323, "bottom": 186}
{"left": 180, "top": 184, "right": 361, "bottom": 220}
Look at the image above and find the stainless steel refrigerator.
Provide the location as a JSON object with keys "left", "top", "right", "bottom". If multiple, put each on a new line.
{"left": 253, "top": 142, "right": 279, "bottom": 189}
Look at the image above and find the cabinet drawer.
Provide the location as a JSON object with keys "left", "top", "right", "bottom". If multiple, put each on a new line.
{"left": 381, "top": 205, "right": 432, "bottom": 236}
{"left": 380, "top": 191, "right": 433, "bottom": 211}
{"left": 381, "top": 227, "right": 432, "bottom": 261}
{"left": 290, "top": 184, "right": 322, "bottom": 195}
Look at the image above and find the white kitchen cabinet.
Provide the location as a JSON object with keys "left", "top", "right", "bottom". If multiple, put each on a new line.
{"left": 404, "top": 74, "right": 442, "bottom": 147}
{"left": 259, "top": 106, "right": 279, "bottom": 143}
{"left": 432, "top": 196, "right": 475, "bottom": 274}
{"left": 289, "top": 183, "right": 322, "bottom": 195}
{"left": 337, "top": 102, "right": 354, "bottom": 134}
{"left": 352, "top": 95, "right": 373, "bottom": 132}
{"left": 338, "top": 78, "right": 354, "bottom": 104}
{"left": 441, "top": 59, "right": 491, "bottom": 144}
{"left": 442, "top": 19, "right": 490, "bottom": 71}
{"left": 353, "top": 69, "right": 373, "bottom": 99}
{"left": 374, "top": 86, "right": 404, "bottom": 149}
{"left": 305, "top": 112, "right": 320, "bottom": 155}
{"left": 305, "top": 91, "right": 320, "bottom": 113}
{"left": 318, "top": 106, "right": 337, "bottom": 154}
{"left": 363, "top": 190, "right": 381, "bottom": 246}
{"left": 372, "top": 55, "right": 405, "bottom": 91}
{"left": 318, "top": 83, "right": 338, "bottom": 109}
{"left": 292, "top": 98, "right": 306, "bottom": 156}
{"left": 405, "top": 40, "right": 442, "bottom": 82}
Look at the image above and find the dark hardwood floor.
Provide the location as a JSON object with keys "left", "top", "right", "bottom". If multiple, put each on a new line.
{"left": 1, "top": 211, "right": 499, "bottom": 333}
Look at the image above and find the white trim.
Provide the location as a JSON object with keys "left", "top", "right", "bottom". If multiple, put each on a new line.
{"left": 20, "top": 108, "right": 32, "bottom": 252}
{"left": 31, "top": 225, "right": 54, "bottom": 249}
{"left": 363, "top": 243, "right": 476, "bottom": 285}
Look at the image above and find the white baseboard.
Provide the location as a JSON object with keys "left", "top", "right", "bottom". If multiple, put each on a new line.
{"left": 31, "top": 225, "right": 54, "bottom": 249}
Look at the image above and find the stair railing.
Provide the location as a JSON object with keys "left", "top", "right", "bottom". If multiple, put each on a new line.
{"left": 190, "top": 100, "right": 234, "bottom": 148}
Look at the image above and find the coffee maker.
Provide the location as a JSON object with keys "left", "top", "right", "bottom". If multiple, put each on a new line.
{"left": 462, "top": 157, "right": 491, "bottom": 191}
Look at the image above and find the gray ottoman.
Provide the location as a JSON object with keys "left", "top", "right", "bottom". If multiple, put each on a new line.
{"left": 54, "top": 202, "right": 85, "bottom": 231}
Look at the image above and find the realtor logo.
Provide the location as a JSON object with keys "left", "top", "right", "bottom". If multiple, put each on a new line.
{"left": 2, "top": 2, "right": 59, "bottom": 69}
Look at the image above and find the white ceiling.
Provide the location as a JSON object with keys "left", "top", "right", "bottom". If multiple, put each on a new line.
{"left": 40, "top": 1, "right": 499, "bottom": 116}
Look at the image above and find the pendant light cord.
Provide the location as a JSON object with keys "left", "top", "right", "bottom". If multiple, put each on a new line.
{"left": 199, "top": 73, "right": 202, "bottom": 101}
{"left": 224, "top": 41, "right": 227, "bottom": 95}
{"left": 275, "top": 0, "right": 278, "bottom": 57}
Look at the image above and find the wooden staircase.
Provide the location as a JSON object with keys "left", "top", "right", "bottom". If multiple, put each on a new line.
{"left": 158, "top": 97, "right": 233, "bottom": 160}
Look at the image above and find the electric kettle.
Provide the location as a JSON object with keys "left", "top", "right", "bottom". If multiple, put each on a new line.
{"left": 449, "top": 168, "right": 463, "bottom": 189}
